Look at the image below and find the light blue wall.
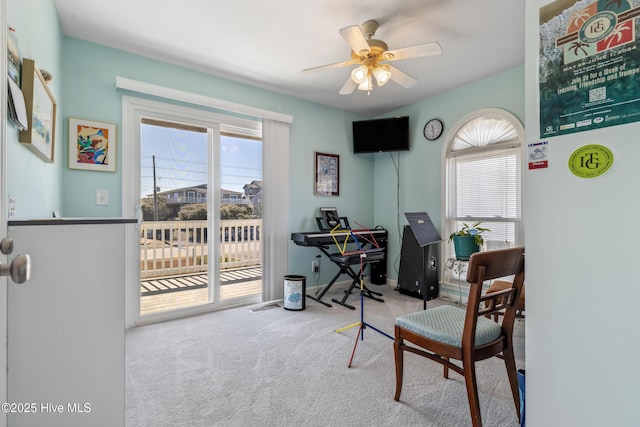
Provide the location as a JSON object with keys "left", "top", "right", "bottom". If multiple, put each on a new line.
{"left": 373, "top": 65, "right": 525, "bottom": 279}
{"left": 61, "top": 37, "right": 367, "bottom": 217}
{"left": 60, "top": 38, "right": 373, "bottom": 282}
{"left": 7, "top": 0, "right": 64, "bottom": 219}
{"left": 7, "top": 0, "right": 373, "bottom": 282}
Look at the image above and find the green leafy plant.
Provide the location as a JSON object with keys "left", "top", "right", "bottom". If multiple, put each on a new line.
{"left": 449, "top": 222, "right": 490, "bottom": 246}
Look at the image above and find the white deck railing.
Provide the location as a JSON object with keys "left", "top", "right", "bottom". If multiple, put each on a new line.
{"left": 140, "top": 219, "right": 262, "bottom": 279}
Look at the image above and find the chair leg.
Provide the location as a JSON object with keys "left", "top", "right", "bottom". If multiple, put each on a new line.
{"left": 443, "top": 357, "right": 449, "bottom": 379}
{"left": 393, "top": 335, "right": 404, "bottom": 401}
{"left": 462, "top": 358, "right": 482, "bottom": 427}
{"left": 503, "top": 345, "right": 521, "bottom": 423}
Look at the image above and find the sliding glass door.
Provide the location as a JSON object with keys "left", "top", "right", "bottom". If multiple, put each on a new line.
{"left": 127, "top": 101, "right": 263, "bottom": 322}
{"left": 218, "top": 133, "right": 263, "bottom": 303}
{"left": 138, "top": 118, "right": 213, "bottom": 316}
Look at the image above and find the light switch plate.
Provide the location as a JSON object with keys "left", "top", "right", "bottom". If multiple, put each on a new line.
{"left": 96, "top": 189, "right": 109, "bottom": 206}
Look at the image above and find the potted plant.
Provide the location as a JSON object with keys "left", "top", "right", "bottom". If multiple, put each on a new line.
{"left": 449, "top": 222, "right": 489, "bottom": 260}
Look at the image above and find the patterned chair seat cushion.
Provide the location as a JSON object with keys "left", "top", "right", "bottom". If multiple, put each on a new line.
{"left": 396, "top": 305, "right": 503, "bottom": 347}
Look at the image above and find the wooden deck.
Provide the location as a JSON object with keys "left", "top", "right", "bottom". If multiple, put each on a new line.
{"left": 140, "top": 267, "right": 262, "bottom": 316}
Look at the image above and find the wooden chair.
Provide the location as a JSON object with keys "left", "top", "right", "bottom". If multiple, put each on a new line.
{"left": 393, "top": 247, "right": 525, "bottom": 427}
{"left": 486, "top": 280, "right": 525, "bottom": 322}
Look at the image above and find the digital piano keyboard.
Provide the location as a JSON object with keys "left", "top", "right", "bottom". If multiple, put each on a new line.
{"left": 290, "top": 228, "right": 387, "bottom": 247}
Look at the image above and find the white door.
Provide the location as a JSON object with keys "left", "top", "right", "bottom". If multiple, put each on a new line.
{"left": 2, "top": 3, "right": 33, "bottom": 422}
{"left": 1, "top": 1, "right": 9, "bottom": 424}
{"left": 0, "top": 2, "right": 32, "bottom": 421}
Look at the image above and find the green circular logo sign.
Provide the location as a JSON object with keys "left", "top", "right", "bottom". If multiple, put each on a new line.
{"left": 578, "top": 11, "right": 617, "bottom": 43}
{"left": 568, "top": 144, "right": 614, "bottom": 178}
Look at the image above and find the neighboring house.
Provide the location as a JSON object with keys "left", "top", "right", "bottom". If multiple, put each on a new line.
{"left": 251, "top": 190, "right": 262, "bottom": 208}
{"left": 157, "top": 184, "right": 208, "bottom": 205}
{"left": 155, "top": 184, "right": 248, "bottom": 207}
{"left": 221, "top": 188, "right": 247, "bottom": 205}
{"left": 243, "top": 180, "right": 262, "bottom": 201}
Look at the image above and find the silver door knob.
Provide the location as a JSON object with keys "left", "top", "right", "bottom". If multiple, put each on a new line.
{"left": 0, "top": 254, "right": 31, "bottom": 284}
{"left": 0, "top": 237, "right": 13, "bottom": 255}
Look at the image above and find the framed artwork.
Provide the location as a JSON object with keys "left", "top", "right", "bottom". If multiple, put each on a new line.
{"left": 18, "top": 58, "right": 57, "bottom": 162}
{"left": 68, "top": 117, "right": 117, "bottom": 172}
{"left": 314, "top": 152, "right": 339, "bottom": 196}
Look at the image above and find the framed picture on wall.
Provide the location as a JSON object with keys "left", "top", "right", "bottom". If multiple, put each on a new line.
{"left": 68, "top": 117, "right": 117, "bottom": 172}
{"left": 18, "top": 58, "right": 57, "bottom": 163}
{"left": 314, "top": 152, "right": 339, "bottom": 196}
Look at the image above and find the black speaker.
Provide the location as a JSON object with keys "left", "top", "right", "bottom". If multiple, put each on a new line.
{"left": 397, "top": 225, "right": 439, "bottom": 300}
{"left": 369, "top": 233, "right": 387, "bottom": 285}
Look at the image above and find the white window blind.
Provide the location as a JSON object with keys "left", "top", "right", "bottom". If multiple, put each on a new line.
{"left": 447, "top": 148, "right": 521, "bottom": 251}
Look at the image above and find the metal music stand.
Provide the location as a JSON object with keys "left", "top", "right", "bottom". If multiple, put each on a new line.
{"left": 317, "top": 207, "right": 348, "bottom": 231}
{"left": 334, "top": 224, "right": 393, "bottom": 367}
{"left": 404, "top": 212, "right": 442, "bottom": 310}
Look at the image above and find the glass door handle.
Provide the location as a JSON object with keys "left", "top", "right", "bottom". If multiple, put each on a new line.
{"left": 136, "top": 205, "right": 142, "bottom": 228}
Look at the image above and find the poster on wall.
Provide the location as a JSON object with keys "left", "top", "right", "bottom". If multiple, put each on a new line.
{"left": 528, "top": 141, "right": 549, "bottom": 169}
{"left": 539, "top": 0, "right": 640, "bottom": 138}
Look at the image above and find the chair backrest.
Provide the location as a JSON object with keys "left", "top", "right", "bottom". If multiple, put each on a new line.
{"left": 466, "top": 247, "right": 525, "bottom": 284}
{"left": 464, "top": 247, "right": 525, "bottom": 345}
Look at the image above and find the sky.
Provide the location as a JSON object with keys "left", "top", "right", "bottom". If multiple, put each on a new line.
{"left": 140, "top": 123, "right": 262, "bottom": 197}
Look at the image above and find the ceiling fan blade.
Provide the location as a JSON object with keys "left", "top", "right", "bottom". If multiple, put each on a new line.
{"left": 339, "top": 25, "right": 371, "bottom": 56}
{"left": 339, "top": 78, "right": 358, "bottom": 95}
{"left": 388, "top": 65, "right": 417, "bottom": 88}
{"left": 302, "top": 58, "right": 361, "bottom": 73}
{"left": 384, "top": 42, "right": 442, "bottom": 61}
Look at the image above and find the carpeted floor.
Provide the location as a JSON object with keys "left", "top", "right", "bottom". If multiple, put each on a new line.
{"left": 125, "top": 283, "right": 524, "bottom": 426}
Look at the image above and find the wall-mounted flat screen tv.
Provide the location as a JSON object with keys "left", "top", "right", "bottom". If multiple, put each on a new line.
{"left": 353, "top": 116, "right": 409, "bottom": 154}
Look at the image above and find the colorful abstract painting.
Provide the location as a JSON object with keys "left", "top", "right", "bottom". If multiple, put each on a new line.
{"left": 69, "top": 118, "right": 117, "bottom": 172}
{"left": 76, "top": 124, "right": 110, "bottom": 165}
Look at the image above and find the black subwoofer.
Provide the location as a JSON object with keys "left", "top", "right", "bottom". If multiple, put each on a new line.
{"left": 397, "top": 225, "right": 439, "bottom": 300}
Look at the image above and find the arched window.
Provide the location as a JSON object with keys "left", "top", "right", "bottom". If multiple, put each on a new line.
{"left": 443, "top": 108, "right": 524, "bottom": 266}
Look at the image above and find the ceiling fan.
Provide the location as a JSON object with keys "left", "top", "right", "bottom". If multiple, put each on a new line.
{"left": 303, "top": 20, "right": 441, "bottom": 95}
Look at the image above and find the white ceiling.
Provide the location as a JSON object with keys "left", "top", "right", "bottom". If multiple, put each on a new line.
{"left": 53, "top": 0, "right": 525, "bottom": 117}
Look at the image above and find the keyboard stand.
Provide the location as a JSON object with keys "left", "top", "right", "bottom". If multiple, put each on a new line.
{"left": 306, "top": 261, "right": 348, "bottom": 308}
{"left": 306, "top": 247, "right": 385, "bottom": 309}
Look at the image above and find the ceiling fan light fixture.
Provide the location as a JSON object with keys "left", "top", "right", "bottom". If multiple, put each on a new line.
{"left": 351, "top": 65, "right": 369, "bottom": 84}
{"left": 373, "top": 65, "right": 391, "bottom": 86}
{"left": 357, "top": 74, "right": 373, "bottom": 91}
{"left": 307, "top": 20, "right": 442, "bottom": 95}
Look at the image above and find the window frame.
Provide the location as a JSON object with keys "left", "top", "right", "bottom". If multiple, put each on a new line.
{"left": 440, "top": 108, "right": 525, "bottom": 290}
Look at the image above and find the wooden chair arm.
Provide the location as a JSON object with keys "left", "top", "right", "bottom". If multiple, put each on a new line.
{"left": 479, "top": 288, "right": 516, "bottom": 317}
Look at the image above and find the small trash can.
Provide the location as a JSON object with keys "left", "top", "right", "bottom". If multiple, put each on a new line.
{"left": 283, "top": 275, "right": 306, "bottom": 311}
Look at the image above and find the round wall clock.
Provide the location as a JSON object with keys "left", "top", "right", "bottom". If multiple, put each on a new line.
{"left": 423, "top": 119, "right": 444, "bottom": 141}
